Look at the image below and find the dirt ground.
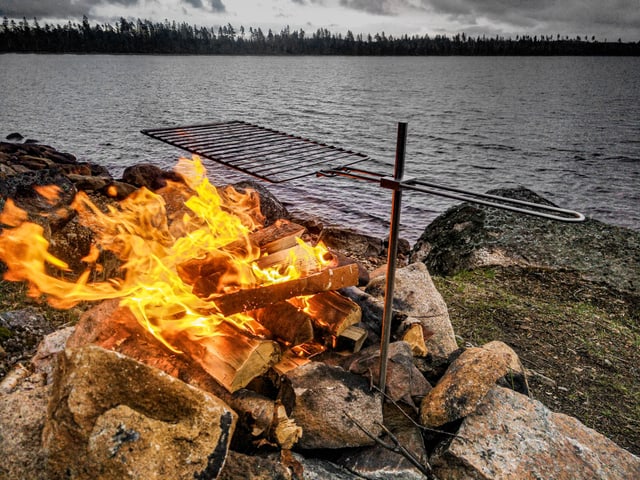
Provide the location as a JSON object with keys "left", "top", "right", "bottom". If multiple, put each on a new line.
{"left": 433, "top": 265, "right": 640, "bottom": 455}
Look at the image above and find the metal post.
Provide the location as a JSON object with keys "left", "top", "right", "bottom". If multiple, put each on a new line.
{"left": 379, "top": 122, "right": 407, "bottom": 393}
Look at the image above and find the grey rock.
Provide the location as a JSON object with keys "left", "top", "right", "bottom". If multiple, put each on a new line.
{"left": 286, "top": 361, "right": 383, "bottom": 449}
{"left": 366, "top": 262, "right": 458, "bottom": 359}
{"left": 410, "top": 186, "right": 640, "bottom": 296}
{"left": 233, "top": 180, "right": 289, "bottom": 227}
{"left": 432, "top": 386, "right": 640, "bottom": 480}
{"left": 43, "top": 345, "right": 237, "bottom": 480}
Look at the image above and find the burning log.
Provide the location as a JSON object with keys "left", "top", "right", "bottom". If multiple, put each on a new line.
{"left": 253, "top": 302, "right": 314, "bottom": 347}
{"left": 180, "top": 321, "right": 282, "bottom": 393}
{"left": 177, "top": 219, "right": 306, "bottom": 285}
{"left": 209, "top": 262, "right": 359, "bottom": 316}
{"left": 295, "top": 290, "right": 362, "bottom": 336}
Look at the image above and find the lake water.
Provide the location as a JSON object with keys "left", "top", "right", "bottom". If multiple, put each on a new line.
{"left": 1, "top": 54, "right": 638, "bottom": 243}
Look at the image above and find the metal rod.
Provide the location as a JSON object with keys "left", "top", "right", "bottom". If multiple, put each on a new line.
{"left": 379, "top": 122, "right": 407, "bottom": 394}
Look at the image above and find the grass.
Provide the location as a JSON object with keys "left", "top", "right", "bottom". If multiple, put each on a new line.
{"left": 433, "top": 265, "right": 640, "bottom": 455}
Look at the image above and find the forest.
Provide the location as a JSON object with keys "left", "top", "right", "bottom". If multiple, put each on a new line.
{"left": 1, "top": 16, "right": 639, "bottom": 56}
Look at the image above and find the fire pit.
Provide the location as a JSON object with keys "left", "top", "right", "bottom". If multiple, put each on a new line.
{"left": 142, "top": 120, "right": 585, "bottom": 390}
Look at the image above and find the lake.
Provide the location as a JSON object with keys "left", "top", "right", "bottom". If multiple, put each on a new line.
{"left": 1, "top": 54, "right": 638, "bottom": 243}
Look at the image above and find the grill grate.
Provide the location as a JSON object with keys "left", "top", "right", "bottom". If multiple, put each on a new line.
{"left": 141, "top": 120, "right": 369, "bottom": 183}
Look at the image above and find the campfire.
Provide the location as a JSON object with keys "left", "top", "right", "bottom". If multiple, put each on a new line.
{"left": 0, "top": 155, "right": 364, "bottom": 393}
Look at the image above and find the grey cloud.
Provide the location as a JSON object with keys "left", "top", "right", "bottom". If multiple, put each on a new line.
{"left": 182, "top": 0, "right": 204, "bottom": 8}
{"left": 0, "top": 0, "right": 141, "bottom": 18}
{"left": 179, "top": 0, "right": 226, "bottom": 12}
{"left": 339, "top": 0, "right": 414, "bottom": 16}
{"left": 208, "top": 0, "right": 226, "bottom": 12}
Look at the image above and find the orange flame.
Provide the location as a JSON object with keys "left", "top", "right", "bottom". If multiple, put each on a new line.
{"left": 0, "top": 155, "right": 331, "bottom": 352}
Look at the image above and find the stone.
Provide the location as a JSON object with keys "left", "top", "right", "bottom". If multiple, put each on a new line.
{"left": 367, "top": 262, "right": 458, "bottom": 359}
{"left": 432, "top": 386, "right": 640, "bottom": 480}
{"left": 66, "top": 173, "right": 110, "bottom": 191}
{"left": 0, "top": 168, "right": 77, "bottom": 215}
{"left": 6, "top": 132, "right": 24, "bottom": 141}
{"left": 419, "top": 346, "right": 509, "bottom": 428}
{"left": 482, "top": 340, "right": 530, "bottom": 395}
{"left": 346, "top": 341, "right": 432, "bottom": 407}
{"left": 0, "top": 368, "right": 49, "bottom": 480}
{"left": 339, "top": 402, "right": 429, "bottom": 480}
{"left": 121, "top": 163, "right": 184, "bottom": 191}
{"left": 0, "top": 309, "right": 56, "bottom": 376}
{"left": 318, "top": 227, "right": 385, "bottom": 258}
{"left": 409, "top": 186, "right": 640, "bottom": 296}
{"left": 101, "top": 180, "right": 137, "bottom": 199}
{"left": 30, "top": 326, "right": 75, "bottom": 382}
{"left": 232, "top": 180, "right": 289, "bottom": 227}
{"left": 43, "top": 345, "right": 237, "bottom": 480}
{"left": 286, "top": 361, "right": 383, "bottom": 449}
{"left": 218, "top": 451, "right": 362, "bottom": 480}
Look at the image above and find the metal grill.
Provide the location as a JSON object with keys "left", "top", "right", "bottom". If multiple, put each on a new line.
{"left": 141, "top": 120, "right": 369, "bottom": 183}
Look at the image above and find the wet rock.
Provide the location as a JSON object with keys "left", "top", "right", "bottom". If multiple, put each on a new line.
{"left": 233, "top": 180, "right": 289, "bottom": 227}
{"left": 410, "top": 186, "right": 640, "bottom": 296}
{"left": 0, "top": 367, "right": 49, "bottom": 480}
{"left": 366, "top": 262, "right": 458, "bottom": 360}
{"left": 286, "top": 361, "right": 383, "bottom": 449}
{"left": 66, "top": 173, "right": 110, "bottom": 191}
{"left": 346, "top": 341, "right": 431, "bottom": 407}
{"left": 6, "top": 132, "right": 23, "bottom": 141}
{"left": 0, "top": 168, "right": 77, "bottom": 216}
{"left": 43, "top": 345, "right": 237, "bottom": 480}
{"left": 319, "top": 227, "right": 385, "bottom": 258}
{"left": 101, "top": 180, "right": 137, "bottom": 199}
{"left": 121, "top": 163, "right": 184, "bottom": 191}
{"left": 419, "top": 346, "right": 508, "bottom": 428}
{"left": 432, "top": 386, "right": 640, "bottom": 479}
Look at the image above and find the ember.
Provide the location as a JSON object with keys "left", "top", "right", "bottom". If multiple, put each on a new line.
{"left": 0, "top": 155, "right": 359, "bottom": 391}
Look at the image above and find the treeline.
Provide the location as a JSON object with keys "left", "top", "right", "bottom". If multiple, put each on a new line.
{"left": 1, "top": 16, "right": 639, "bottom": 56}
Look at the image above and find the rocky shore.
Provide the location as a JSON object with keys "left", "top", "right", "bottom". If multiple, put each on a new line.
{"left": 0, "top": 138, "right": 638, "bottom": 479}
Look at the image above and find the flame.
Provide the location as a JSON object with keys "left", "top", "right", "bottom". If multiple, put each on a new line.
{"left": 0, "top": 155, "right": 331, "bottom": 352}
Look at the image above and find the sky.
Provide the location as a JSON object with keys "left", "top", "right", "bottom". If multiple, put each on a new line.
{"left": 1, "top": 0, "right": 639, "bottom": 41}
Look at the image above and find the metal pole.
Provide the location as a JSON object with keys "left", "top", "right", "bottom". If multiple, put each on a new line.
{"left": 379, "top": 122, "right": 407, "bottom": 393}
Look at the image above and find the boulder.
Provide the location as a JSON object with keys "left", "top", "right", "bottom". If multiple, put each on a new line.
{"left": 233, "top": 180, "right": 289, "bottom": 227}
{"left": 482, "top": 340, "right": 530, "bottom": 395}
{"left": 0, "top": 368, "right": 49, "bottom": 480}
{"left": 346, "top": 341, "right": 432, "bottom": 406}
{"left": 432, "top": 386, "right": 640, "bottom": 479}
{"left": 409, "top": 186, "right": 640, "bottom": 296}
{"left": 286, "top": 361, "right": 383, "bottom": 449}
{"left": 419, "top": 346, "right": 509, "bottom": 428}
{"left": 366, "top": 262, "right": 458, "bottom": 359}
{"left": 318, "top": 227, "right": 385, "bottom": 258}
{"left": 43, "top": 345, "right": 237, "bottom": 480}
{"left": 121, "top": 163, "right": 184, "bottom": 191}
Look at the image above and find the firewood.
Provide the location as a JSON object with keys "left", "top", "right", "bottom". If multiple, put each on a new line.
{"left": 293, "top": 291, "right": 362, "bottom": 336}
{"left": 335, "top": 325, "right": 367, "bottom": 353}
{"left": 248, "top": 218, "right": 306, "bottom": 254}
{"left": 273, "top": 350, "right": 312, "bottom": 375}
{"left": 183, "top": 321, "right": 282, "bottom": 393}
{"left": 253, "top": 302, "right": 314, "bottom": 346}
{"left": 401, "top": 321, "right": 428, "bottom": 357}
{"left": 254, "top": 244, "right": 323, "bottom": 274}
{"left": 176, "top": 219, "right": 305, "bottom": 285}
{"left": 208, "top": 262, "right": 359, "bottom": 316}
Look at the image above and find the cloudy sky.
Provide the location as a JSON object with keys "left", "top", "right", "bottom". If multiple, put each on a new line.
{"left": 1, "top": 0, "right": 638, "bottom": 41}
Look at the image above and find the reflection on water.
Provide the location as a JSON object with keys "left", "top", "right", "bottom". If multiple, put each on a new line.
{"left": 1, "top": 54, "right": 638, "bottom": 242}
